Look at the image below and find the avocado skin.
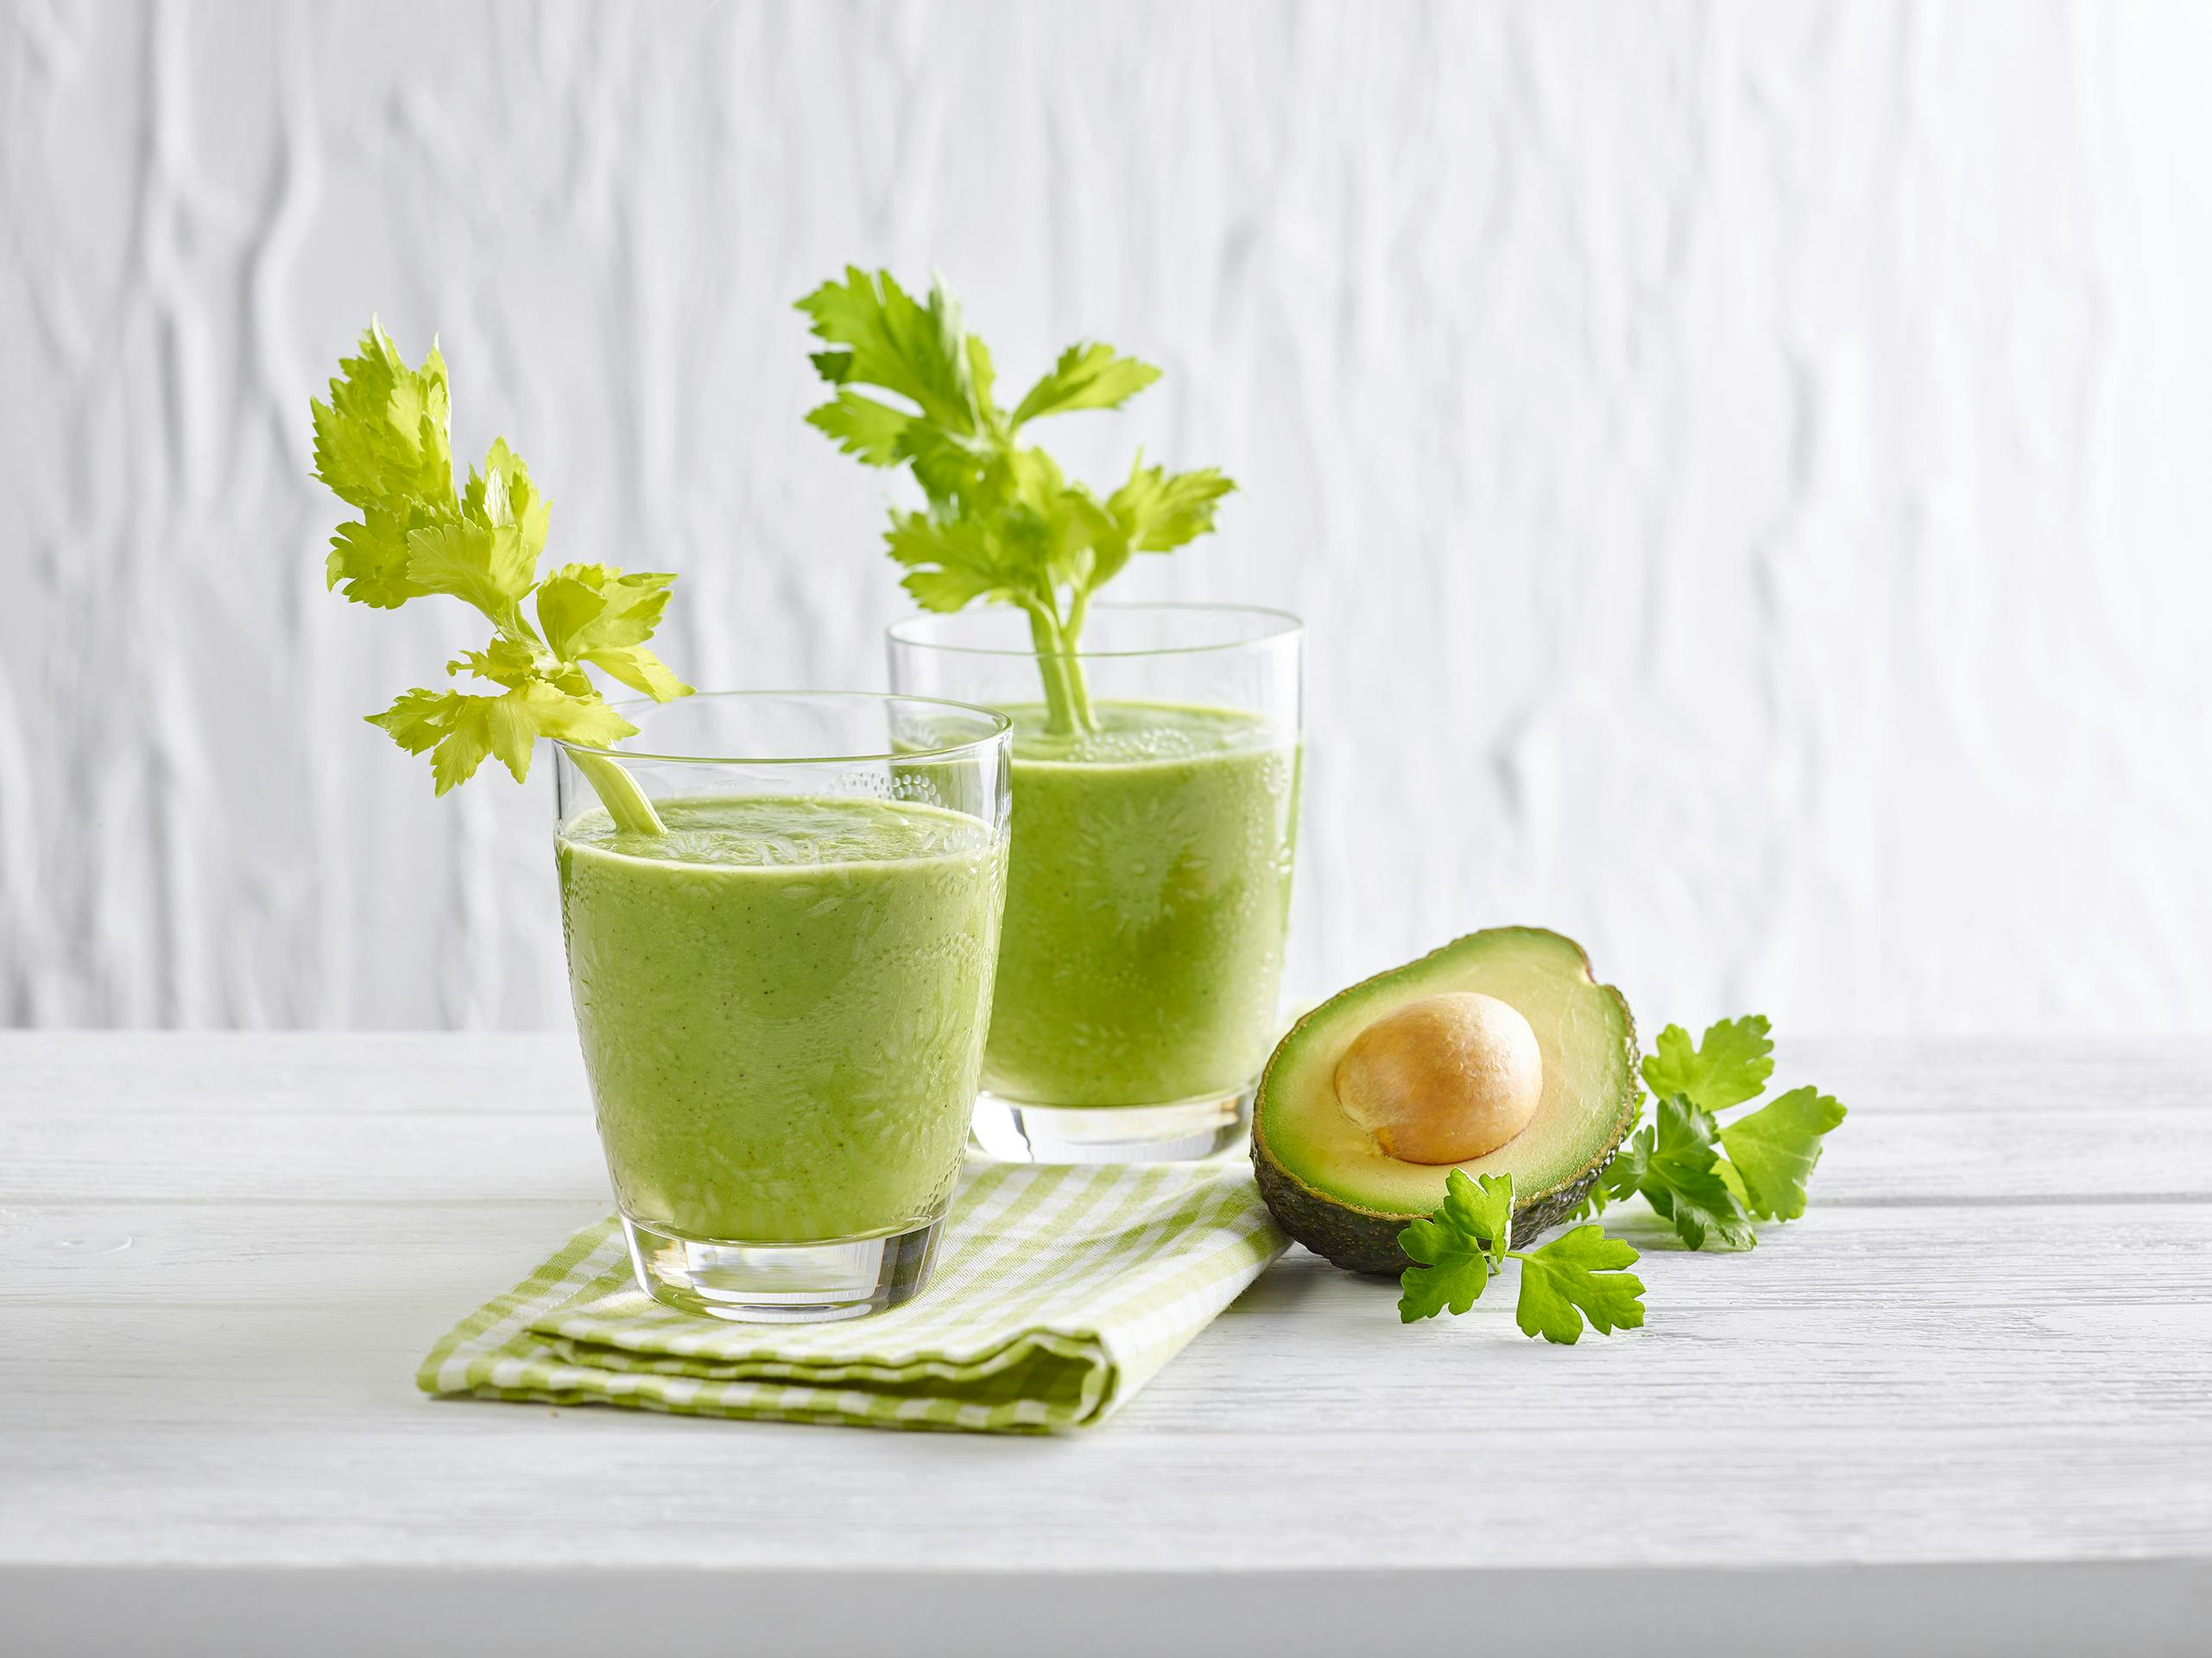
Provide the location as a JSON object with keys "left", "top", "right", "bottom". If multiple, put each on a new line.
{"left": 1252, "top": 1144, "right": 1615, "bottom": 1275}
{"left": 1249, "top": 927, "right": 1639, "bottom": 1276}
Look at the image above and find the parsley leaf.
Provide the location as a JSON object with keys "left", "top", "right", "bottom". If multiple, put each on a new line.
{"left": 1721, "top": 1085, "right": 1848, "bottom": 1221}
{"left": 799, "top": 267, "right": 1235, "bottom": 735}
{"left": 1511, "top": 1226, "right": 1646, "bottom": 1344}
{"left": 1397, "top": 1172, "right": 1644, "bottom": 1342}
{"left": 312, "top": 322, "right": 692, "bottom": 799}
{"left": 1634, "top": 1094, "right": 1758, "bottom": 1251}
{"left": 1396, "top": 1169, "right": 1512, "bottom": 1321}
{"left": 1641, "top": 1015, "right": 1775, "bottom": 1111}
{"left": 1579, "top": 1097, "right": 1647, "bottom": 1218}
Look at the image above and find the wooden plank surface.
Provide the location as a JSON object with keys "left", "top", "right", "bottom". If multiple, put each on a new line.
{"left": 1, "top": 1034, "right": 2209, "bottom": 1656}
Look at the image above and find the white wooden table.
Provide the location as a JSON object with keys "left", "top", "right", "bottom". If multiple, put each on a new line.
{"left": 3, "top": 1033, "right": 2208, "bottom": 1655}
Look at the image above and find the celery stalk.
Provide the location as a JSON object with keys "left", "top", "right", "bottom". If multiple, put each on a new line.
{"left": 566, "top": 750, "right": 667, "bottom": 835}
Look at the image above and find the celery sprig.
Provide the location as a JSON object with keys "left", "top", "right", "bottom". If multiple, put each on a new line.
{"left": 797, "top": 268, "right": 1235, "bottom": 735}
{"left": 312, "top": 322, "right": 691, "bottom": 828}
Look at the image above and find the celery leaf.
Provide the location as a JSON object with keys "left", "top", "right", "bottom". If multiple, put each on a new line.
{"left": 885, "top": 512, "right": 1019, "bottom": 612}
{"left": 1108, "top": 460, "right": 1238, "bottom": 553}
{"left": 311, "top": 321, "right": 454, "bottom": 511}
{"left": 403, "top": 519, "right": 538, "bottom": 620}
{"left": 325, "top": 503, "right": 430, "bottom": 608}
{"left": 1011, "top": 342, "right": 1161, "bottom": 427}
{"left": 794, "top": 266, "right": 985, "bottom": 433}
{"left": 806, "top": 389, "right": 916, "bottom": 466}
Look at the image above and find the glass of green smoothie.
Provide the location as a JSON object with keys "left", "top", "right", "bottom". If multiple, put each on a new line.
{"left": 552, "top": 692, "right": 1011, "bottom": 1323}
{"left": 888, "top": 604, "right": 1302, "bottom": 1163}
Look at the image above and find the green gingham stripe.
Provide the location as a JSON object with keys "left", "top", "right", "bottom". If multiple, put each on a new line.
{"left": 416, "top": 1159, "right": 1286, "bottom": 1433}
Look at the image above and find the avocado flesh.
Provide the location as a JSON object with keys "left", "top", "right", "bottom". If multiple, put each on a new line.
{"left": 1251, "top": 927, "right": 1638, "bottom": 1275}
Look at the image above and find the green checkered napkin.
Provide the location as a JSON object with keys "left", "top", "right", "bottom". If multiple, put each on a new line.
{"left": 418, "top": 1158, "right": 1286, "bottom": 1433}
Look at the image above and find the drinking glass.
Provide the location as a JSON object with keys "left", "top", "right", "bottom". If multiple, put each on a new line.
{"left": 888, "top": 604, "right": 1303, "bottom": 1161}
{"left": 552, "top": 692, "right": 1010, "bottom": 1322}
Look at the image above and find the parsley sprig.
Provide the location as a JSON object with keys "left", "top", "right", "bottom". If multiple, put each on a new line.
{"left": 1398, "top": 1170, "right": 1646, "bottom": 1342}
{"left": 1584, "top": 1015, "right": 1849, "bottom": 1248}
{"left": 796, "top": 268, "right": 1235, "bottom": 735}
{"left": 312, "top": 322, "right": 691, "bottom": 826}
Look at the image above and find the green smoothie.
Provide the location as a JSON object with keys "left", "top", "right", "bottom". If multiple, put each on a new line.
{"left": 984, "top": 702, "right": 1299, "bottom": 1106}
{"left": 557, "top": 795, "right": 1004, "bottom": 1243}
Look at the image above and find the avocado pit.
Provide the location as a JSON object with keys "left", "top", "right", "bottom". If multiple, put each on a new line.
{"left": 1332, "top": 990, "right": 1543, "bottom": 1164}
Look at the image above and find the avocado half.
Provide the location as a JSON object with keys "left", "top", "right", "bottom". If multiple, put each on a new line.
{"left": 1252, "top": 927, "right": 1639, "bottom": 1275}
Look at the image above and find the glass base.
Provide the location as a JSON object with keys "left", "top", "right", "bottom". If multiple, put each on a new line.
{"left": 968, "top": 1086, "right": 1253, "bottom": 1164}
{"left": 621, "top": 1213, "right": 945, "bottom": 1324}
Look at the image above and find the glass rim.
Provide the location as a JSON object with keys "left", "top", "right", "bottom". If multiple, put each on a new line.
{"left": 884, "top": 600, "right": 1304, "bottom": 661}
{"left": 550, "top": 689, "right": 1014, "bottom": 768}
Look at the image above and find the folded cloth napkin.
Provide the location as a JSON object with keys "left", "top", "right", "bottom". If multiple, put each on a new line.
{"left": 418, "top": 1158, "right": 1286, "bottom": 1433}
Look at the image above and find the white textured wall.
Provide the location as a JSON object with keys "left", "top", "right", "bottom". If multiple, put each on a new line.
{"left": 4, "top": 0, "right": 2209, "bottom": 1033}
